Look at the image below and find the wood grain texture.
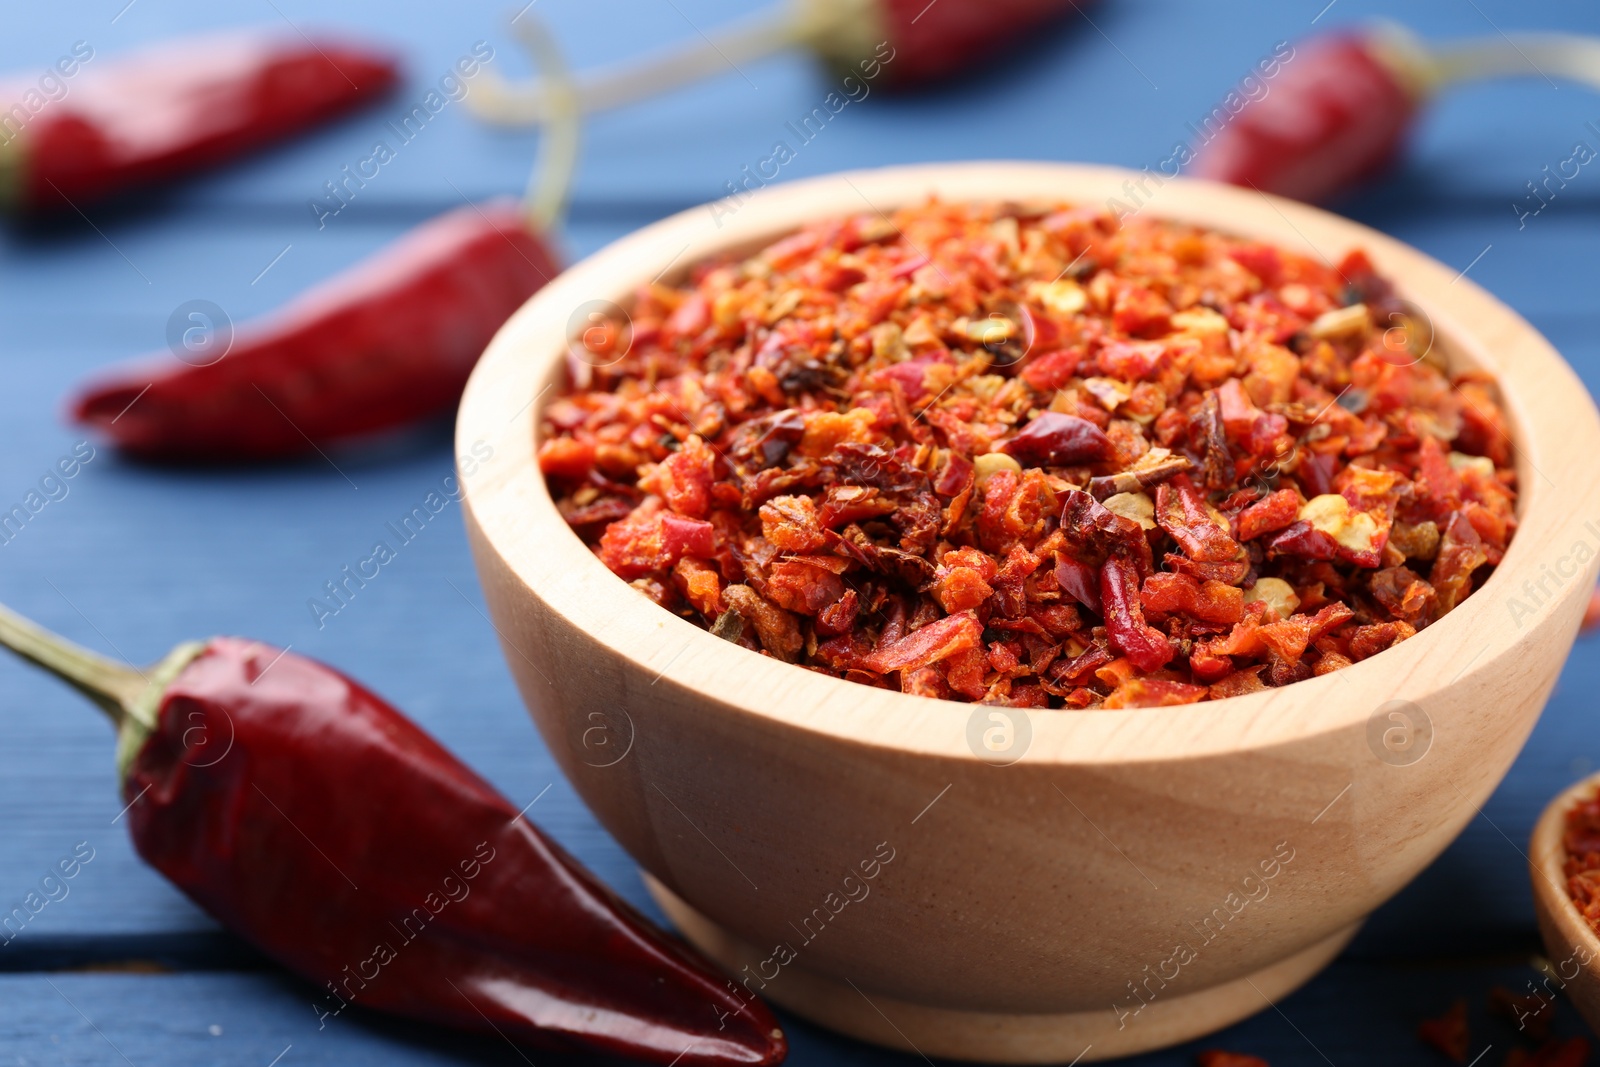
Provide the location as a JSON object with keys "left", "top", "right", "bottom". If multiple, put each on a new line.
{"left": 648, "top": 874, "right": 1362, "bottom": 1062}
{"left": 460, "top": 162, "right": 1600, "bottom": 1058}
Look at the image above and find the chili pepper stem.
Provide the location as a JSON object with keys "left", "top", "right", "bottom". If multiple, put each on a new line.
{"left": 0, "top": 601, "right": 202, "bottom": 774}
{"left": 511, "top": 15, "right": 581, "bottom": 233}
{"left": 1419, "top": 31, "right": 1600, "bottom": 95}
{"left": 1359, "top": 21, "right": 1446, "bottom": 100}
{"left": 467, "top": 4, "right": 810, "bottom": 126}
{"left": 0, "top": 602, "right": 144, "bottom": 722}
{"left": 0, "top": 135, "right": 23, "bottom": 212}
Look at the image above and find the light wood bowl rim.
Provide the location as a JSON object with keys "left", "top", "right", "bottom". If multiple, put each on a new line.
{"left": 458, "top": 160, "right": 1600, "bottom": 766}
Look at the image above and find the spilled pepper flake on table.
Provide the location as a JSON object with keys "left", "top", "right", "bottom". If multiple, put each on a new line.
{"left": 1489, "top": 985, "right": 1555, "bottom": 1042}
{"left": 540, "top": 201, "right": 1517, "bottom": 708}
{"left": 1417, "top": 998, "right": 1470, "bottom": 1062}
{"left": 1196, "top": 1053, "right": 1270, "bottom": 1067}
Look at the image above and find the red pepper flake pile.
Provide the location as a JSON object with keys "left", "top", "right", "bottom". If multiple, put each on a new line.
{"left": 1564, "top": 784, "right": 1600, "bottom": 933}
{"left": 539, "top": 201, "right": 1517, "bottom": 708}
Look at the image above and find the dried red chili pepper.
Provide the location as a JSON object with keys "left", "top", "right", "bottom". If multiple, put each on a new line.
{"left": 0, "top": 33, "right": 398, "bottom": 213}
{"left": 466, "top": 0, "right": 1096, "bottom": 126}
{"left": 0, "top": 604, "right": 786, "bottom": 1066}
{"left": 67, "top": 20, "right": 576, "bottom": 464}
{"left": 1193, "top": 25, "right": 1600, "bottom": 203}
{"left": 1190, "top": 30, "right": 1418, "bottom": 204}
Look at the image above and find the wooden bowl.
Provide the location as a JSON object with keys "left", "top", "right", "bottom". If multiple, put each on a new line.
{"left": 458, "top": 162, "right": 1600, "bottom": 1062}
{"left": 1531, "top": 773, "right": 1600, "bottom": 1035}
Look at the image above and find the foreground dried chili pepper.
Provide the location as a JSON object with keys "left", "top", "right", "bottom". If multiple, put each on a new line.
{"left": 69, "top": 19, "right": 575, "bottom": 464}
{"left": 541, "top": 201, "right": 1517, "bottom": 708}
{"left": 0, "top": 604, "right": 785, "bottom": 1066}
{"left": 1193, "top": 25, "right": 1600, "bottom": 203}
{"left": 0, "top": 32, "right": 398, "bottom": 213}
{"left": 467, "top": 0, "right": 1094, "bottom": 125}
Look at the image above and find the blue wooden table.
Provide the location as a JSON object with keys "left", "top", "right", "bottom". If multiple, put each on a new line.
{"left": 3, "top": 0, "right": 1598, "bottom": 1062}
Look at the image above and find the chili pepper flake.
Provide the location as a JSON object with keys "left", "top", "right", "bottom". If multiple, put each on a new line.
{"left": 1487, "top": 985, "right": 1555, "bottom": 1042}
{"left": 1417, "top": 998, "right": 1470, "bottom": 1062}
{"left": 543, "top": 201, "right": 1517, "bottom": 708}
{"left": 1195, "top": 1052, "right": 1270, "bottom": 1067}
{"left": 1001, "top": 412, "right": 1113, "bottom": 467}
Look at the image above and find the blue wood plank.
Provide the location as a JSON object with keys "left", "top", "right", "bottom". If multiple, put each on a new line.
{"left": 4, "top": 956, "right": 1591, "bottom": 1066}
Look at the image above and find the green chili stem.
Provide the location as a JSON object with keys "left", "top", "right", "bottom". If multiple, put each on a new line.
{"left": 0, "top": 601, "right": 205, "bottom": 784}
{"left": 0, "top": 601, "right": 147, "bottom": 724}
{"left": 0, "top": 134, "right": 23, "bottom": 213}
{"left": 514, "top": 15, "right": 582, "bottom": 234}
{"left": 1430, "top": 33, "right": 1600, "bottom": 94}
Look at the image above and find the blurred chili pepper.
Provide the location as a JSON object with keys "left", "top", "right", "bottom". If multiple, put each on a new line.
{"left": 70, "top": 20, "right": 577, "bottom": 464}
{"left": 0, "top": 605, "right": 787, "bottom": 1067}
{"left": 466, "top": 0, "right": 1097, "bottom": 126}
{"left": 1190, "top": 30, "right": 1419, "bottom": 205}
{"left": 1193, "top": 23, "right": 1600, "bottom": 203}
{"left": 0, "top": 32, "right": 398, "bottom": 213}
{"left": 73, "top": 198, "right": 558, "bottom": 461}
